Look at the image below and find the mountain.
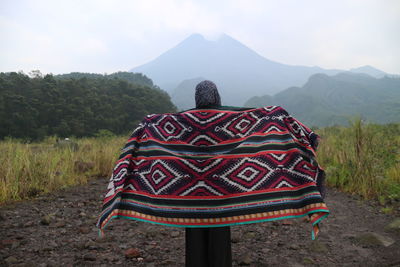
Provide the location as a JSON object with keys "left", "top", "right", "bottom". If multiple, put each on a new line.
{"left": 244, "top": 72, "right": 400, "bottom": 126}
{"left": 130, "top": 33, "right": 346, "bottom": 107}
{"left": 130, "top": 33, "right": 391, "bottom": 109}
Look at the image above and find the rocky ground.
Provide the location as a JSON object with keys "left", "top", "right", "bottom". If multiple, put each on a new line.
{"left": 0, "top": 178, "right": 399, "bottom": 267}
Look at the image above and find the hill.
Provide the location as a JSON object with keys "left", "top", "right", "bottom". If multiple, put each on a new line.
{"left": 130, "top": 33, "right": 389, "bottom": 108}
{"left": 245, "top": 72, "right": 400, "bottom": 126}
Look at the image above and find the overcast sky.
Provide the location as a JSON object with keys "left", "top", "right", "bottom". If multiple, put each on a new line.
{"left": 1, "top": 0, "right": 399, "bottom": 75}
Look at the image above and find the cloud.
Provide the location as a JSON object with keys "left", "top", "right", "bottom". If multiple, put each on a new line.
{"left": 0, "top": 0, "right": 399, "bottom": 74}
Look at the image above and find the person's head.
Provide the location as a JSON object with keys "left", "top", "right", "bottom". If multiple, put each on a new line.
{"left": 195, "top": 80, "right": 221, "bottom": 108}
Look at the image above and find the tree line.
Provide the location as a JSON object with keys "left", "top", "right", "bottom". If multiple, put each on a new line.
{"left": 0, "top": 71, "right": 177, "bottom": 140}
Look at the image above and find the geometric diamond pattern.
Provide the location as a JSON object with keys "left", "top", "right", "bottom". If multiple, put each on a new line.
{"left": 138, "top": 160, "right": 183, "bottom": 194}
{"left": 222, "top": 113, "right": 261, "bottom": 137}
{"left": 219, "top": 158, "right": 273, "bottom": 192}
{"left": 152, "top": 115, "right": 188, "bottom": 141}
{"left": 109, "top": 106, "right": 320, "bottom": 197}
{"left": 237, "top": 166, "right": 260, "bottom": 182}
{"left": 183, "top": 112, "right": 228, "bottom": 130}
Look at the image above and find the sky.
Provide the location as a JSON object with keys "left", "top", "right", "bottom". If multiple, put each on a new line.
{"left": 1, "top": 0, "right": 399, "bottom": 75}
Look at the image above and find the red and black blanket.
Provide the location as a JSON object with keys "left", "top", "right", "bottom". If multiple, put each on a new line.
{"left": 97, "top": 106, "right": 329, "bottom": 239}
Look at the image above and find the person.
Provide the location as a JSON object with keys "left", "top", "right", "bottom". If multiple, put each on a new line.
{"left": 97, "top": 80, "right": 329, "bottom": 267}
{"left": 185, "top": 80, "right": 232, "bottom": 267}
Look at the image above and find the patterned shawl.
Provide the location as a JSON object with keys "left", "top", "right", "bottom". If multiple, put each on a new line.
{"left": 97, "top": 106, "right": 329, "bottom": 239}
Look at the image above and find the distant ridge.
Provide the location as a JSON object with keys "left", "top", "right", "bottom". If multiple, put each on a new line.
{"left": 130, "top": 33, "right": 389, "bottom": 108}
{"left": 349, "top": 65, "right": 388, "bottom": 78}
{"left": 245, "top": 72, "right": 400, "bottom": 126}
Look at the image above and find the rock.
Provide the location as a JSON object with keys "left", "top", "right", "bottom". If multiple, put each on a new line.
{"left": 170, "top": 230, "right": 180, "bottom": 238}
{"left": 96, "top": 235, "right": 115, "bottom": 243}
{"left": 5, "top": 256, "right": 18, "bottom": 264}
{"left": 84, "top": 240, "right": 98, "bottom": 250}
{"left": 54, "top": 221, "right": 66, "bottom": 228}
{"left": 385, "top": 218, "right": 400, "bottom": 234}
{"left": 78, "top": 226, "right": 91, "bottom": 234}
{"left": 119, "top": 243, "right": 128, "bottom": 249}
{"left": 55, "top": 212, "right": 65, "bottom": 219}
{"left": 239, "top": 253, "right": 252, "bottom": 265}
{"left": 244, "top": 231, "right": 256, "bottom": 239}
{"left": 146, "top": 256, "right": 155, "bottom": 263}
{"left": 231, "top": 232, "right": 241, "bottom": 243}
{"left": 40, "top": 215, "right": 52, "bottom": 225}
{"left": 145, "top": 231, "right": 159, "bottom": 238}
{"left": 124, "top": 248, "right": 141, "bottom": 258}
{"left": 73, "top": 240, "right": 86, "bottom": 250}
{"left": 289, "top": 244, "right": 300, "bottom": 250}
{"left": 32, "top": 206, "right": 40, "bottom": 212}
{"left": 23, "top": 221, "right": 35, "bottom": 227}
{"left": 54, "top": 139, "right": 79, "bottom": 151}
{"left": 354, "top": 232, "right": 395, "bottom": 247}
{"left": 48, "top": 240, "right": 58, "bottom": 248}
{"left": 303, "top": 257, "right": 315, "bottom": 264}
{"left": 11, "top": 241, "right": 20, "bottom": 249}
{"left": 83, "top": 253, "right": 97, "bottom": 261}
{"left": 261, "top": 248, "right": 270, "bottom": 254}
{"left": 309, "top": 240, "right": 328, "bottom": 253}
{"left": 145, "top": 245, "right": 154, "bottom": 251}
{"left": 42, "top": 244, "right": 55, "bottom": 251}
{"left": 289, "top": 263, "right": 306, "bottom": 267}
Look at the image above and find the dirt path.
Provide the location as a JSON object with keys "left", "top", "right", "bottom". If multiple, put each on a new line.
{"left": 0, "top": 178, "right": 399, "bottom": 267}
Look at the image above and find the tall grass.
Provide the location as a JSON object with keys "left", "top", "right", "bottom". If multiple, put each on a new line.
{"left": 1, "top": 122, "right": 399, "bottom": 205}
{"left": 317, "top": 119, "right": 400, "bottom": 203}
{"left": 0, "top": 136, "right": 126, "bottom": 203}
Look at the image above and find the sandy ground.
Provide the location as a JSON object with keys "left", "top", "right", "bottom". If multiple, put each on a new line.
{"left": 0, "top": 178, "right": 399, "bottom": 267}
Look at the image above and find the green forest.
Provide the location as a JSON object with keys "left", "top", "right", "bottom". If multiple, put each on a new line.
{"left": 0, "top": 71, "right": 177, "bottom": 140}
